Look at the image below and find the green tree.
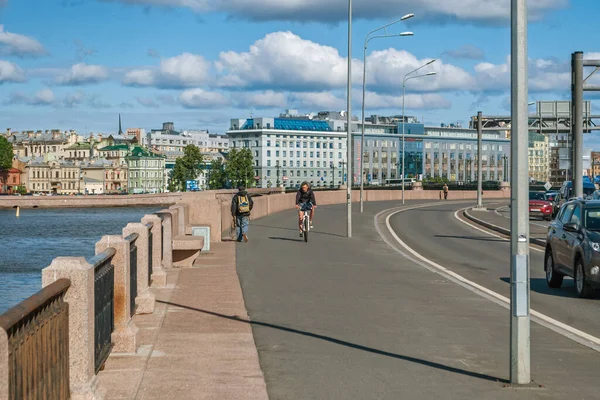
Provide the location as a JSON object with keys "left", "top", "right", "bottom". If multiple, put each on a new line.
{"left": 15, "top": 184, "right": 27, "bottom": 195}
{"left": 208, "top": 158, "right": 227, "bottom": 189}
{"left": 170, "top": 145, "right": 204, "bottom": 191}
{"left": 225, "top": 148, "right": 254, "bottom": 187}
{"left": 0, "top": 136, "right": 12, "bottom": 170}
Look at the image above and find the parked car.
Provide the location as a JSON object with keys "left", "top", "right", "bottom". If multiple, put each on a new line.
{"left": 558, "top": 180, "right": 597, "bottom": 207}
{"left": 545, "top": 191, "right": 560, "bottom": 216}
{"left": 545, "top": 198, "right": 600, "bottom": 298}
{"left": 529, "top": 191, "right": 553, "bottom": 221}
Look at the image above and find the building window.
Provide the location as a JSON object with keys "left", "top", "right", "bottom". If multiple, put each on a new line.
{"left": 267, "top": 160, "right": 271, "bottom": 167}
{"left": 267, "top": 150, "right": 271, "bottom": 157}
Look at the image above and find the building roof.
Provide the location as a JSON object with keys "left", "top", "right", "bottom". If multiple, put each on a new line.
{"left": 98, "top": 144, "right": 129, "bottom": 151}
{"left": 240, "top": 118, "right": 333, "bottom": 132}
{"left": 128, "top": 146, "right": 164, "bottom": 158}
{"left": 65, "top": 142, "right": 91, "bottom": 150}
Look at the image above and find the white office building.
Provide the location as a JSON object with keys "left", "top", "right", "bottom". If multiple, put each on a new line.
{"left": 227, "top": 111, "right": 351, "bottom": 188}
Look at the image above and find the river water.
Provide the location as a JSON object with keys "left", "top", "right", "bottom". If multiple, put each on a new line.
{"left": 0, "top": 206, "right": 161, "bottom": 314}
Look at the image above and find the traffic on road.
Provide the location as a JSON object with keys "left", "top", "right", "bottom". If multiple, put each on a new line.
{"left": 388, "top": 201, "right": 600, "bottom": 346}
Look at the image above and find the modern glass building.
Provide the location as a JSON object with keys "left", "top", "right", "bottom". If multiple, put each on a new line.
{"left": 352, "top": 123, "right": 510, "bottom": 185}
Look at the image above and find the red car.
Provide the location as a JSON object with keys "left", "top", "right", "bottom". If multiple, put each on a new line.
{"left": 529, "top": 191, "right": 553, "bottom": 221}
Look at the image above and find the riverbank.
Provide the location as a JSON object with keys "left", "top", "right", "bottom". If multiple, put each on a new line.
{"left": 0, "top": 193, "right": 182, "bottom": 209}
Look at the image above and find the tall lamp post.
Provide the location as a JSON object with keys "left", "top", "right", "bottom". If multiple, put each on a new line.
{"left": 402, "top": 61, "right": 436, "bottom": 204}
{"left": 346, "top": 0, "right": 352, "bottom": 238}
{"left": 359, "top": 15, "right": 414, "bottom": 213}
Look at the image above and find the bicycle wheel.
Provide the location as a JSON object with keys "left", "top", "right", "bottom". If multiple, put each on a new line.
{"left": 303, "top": 216, "right": 308, "bottom": 242}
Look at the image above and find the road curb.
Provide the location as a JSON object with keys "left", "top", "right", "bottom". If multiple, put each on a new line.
{"left": 463, "top": 208, "right": 547, "bottom": 247}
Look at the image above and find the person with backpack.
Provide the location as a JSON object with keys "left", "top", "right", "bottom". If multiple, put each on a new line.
{"left": 231, "top": 185, "right": 253, "bottom": 242}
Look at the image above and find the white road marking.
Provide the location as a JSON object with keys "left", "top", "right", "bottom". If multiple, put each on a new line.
{"left": 454, "top": 208, "right": 544, "bottom": 254}
{"left": 493, "top": 205, "right": 549, "bottom": 228}
{"left": 374, "top": 204, "right": 600, "bottom": 353}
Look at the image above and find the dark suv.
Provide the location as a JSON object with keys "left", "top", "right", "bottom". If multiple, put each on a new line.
{"left": 545, "top": 198, "right": 600, "bottom": 298}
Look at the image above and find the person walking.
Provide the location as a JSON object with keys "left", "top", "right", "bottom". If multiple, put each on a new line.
{"left": 443, "top": 183, "right": 449, "bottom": 200}
{"left": 231, "top": 185, "right": 253, "bottom": 242}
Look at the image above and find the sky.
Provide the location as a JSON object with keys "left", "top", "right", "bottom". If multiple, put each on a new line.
{"left": 2, "top": 0, "right": 600, "bottom": 147}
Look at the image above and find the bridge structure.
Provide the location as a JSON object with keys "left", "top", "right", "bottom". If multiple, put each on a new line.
{"left": 2, "top": 187, "right": 600, "bottom": 399}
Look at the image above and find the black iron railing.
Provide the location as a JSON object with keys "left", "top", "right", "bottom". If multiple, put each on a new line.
{"left": 125, "top": 233, "right": 139, "bottom": 317}
{"left": 146, "top": 223, "right": 153, "bottom": 286}
{"left": 91, "top": 248, "right": 116, "bottom": 373}
{"left": 0, "top": 279, "right": 71, "bottom": 400}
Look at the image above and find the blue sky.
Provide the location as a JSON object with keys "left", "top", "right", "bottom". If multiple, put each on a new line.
{"left": 1, "top": 0, "right": 600, "bottom": 147}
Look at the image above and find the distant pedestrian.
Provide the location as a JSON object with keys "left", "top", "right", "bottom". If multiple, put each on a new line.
{"left": 231, "top": 185, "right": 253, "bottom": 242}
{"left": 443, "top": 183, "right": 449, "bottom": 200}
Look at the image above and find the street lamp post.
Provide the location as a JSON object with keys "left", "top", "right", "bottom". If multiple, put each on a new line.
{"left": 331, "top": 162, "right": 336, "bottom": 188}
{"left": 359, "top": 15, "right": 414, "bottom": 213}
{"left": 346, "top": 0, "right": 352, "bottom": 238}
{"left": 402, "top": 62, "right": 436, "bottom": 204}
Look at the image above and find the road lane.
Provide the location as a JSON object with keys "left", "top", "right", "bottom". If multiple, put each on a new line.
{"left": 389, "top": 202, "right": 600, "bottom": 339}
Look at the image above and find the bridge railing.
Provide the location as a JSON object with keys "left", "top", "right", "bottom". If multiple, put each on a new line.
{"left": 0, "top": 279, "right": 71, "bottom": 400}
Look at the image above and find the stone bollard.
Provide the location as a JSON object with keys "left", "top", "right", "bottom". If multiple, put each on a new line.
{"left": 141, "top": 215, "right": 167, "bottom": 287}
{"left": 42, "top": 257, "right": 106, "bottom": 400}
{"left": 122, "top": 223, "right": 155, "bottom": 314}
{"left": 95, "top": 235, "right": 139, "bottom": 353}
{"left": 155, "top": 211, "right": 173, "bottom": 270}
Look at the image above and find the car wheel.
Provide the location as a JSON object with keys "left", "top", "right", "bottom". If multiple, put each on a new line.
{"left": 575, "top": 259, "right": 594, "bottom": 298}
{"left": 545, "top": 250, "right": 563, "bottom": 288}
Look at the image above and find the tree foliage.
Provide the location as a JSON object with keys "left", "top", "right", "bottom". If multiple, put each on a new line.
{"left": 15, "top": 184, "right": 27, "bottom": 195}
{"left": 225, "top": 148, "right": 254, "bottom": 187}
{"left": 0, "top": 136, "right": 12, "bottom": 170}
{"left": 170, "top": 145, "right": 204, "bottom": 192}
{"left": 208, "top": 158, "right": 226, "bottom": 189}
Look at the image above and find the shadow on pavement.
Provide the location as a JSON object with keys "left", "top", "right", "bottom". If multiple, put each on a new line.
{"left": 499, "top": 277, "right": 581, "bottom": 299}
{"left": 435, "top": 235, "right": 505, "bottom": 243}
{"left": 269, "top": 236, "right": 304, "bottom": 242}
{"left": 252, "top": 224, "right": 346, "bottom": 238}
{"left": 157, "top": 300, "right": 508, "bottom": 384}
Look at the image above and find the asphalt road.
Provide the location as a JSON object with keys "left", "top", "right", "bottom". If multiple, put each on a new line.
{"left": 473, "top": 204, "right": 551, "bottom": 241}
{"left": 389, "top": 201, "right": 600, "bottom": 339}
{"left": 236, "top": 200, "right": 600, "bottom": 400}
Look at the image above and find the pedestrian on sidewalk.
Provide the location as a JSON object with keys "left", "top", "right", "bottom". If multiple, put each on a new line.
{"left": 443, "top": 183, "right": 449, "bottom": 200}
{"left": 231, "top": 185, "right": 253, "bottom": 242}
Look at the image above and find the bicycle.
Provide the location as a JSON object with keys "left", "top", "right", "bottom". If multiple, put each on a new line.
{"left": 299, "top": 202, "right": 313, "bottom": 242}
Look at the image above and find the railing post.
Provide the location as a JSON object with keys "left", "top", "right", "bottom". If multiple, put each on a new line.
{"left": 0, "top": 328, "right": 7, "bottom": 400}
{"left": 141, "top": 215, "right": 167, "bottom": 287}
{"left": 96, "top": 235, "right": 139, "bottom": 353}
{"left": 42, "top": 257, "right": 105, "bottom": 400}
{"left": 122, "top": 223, "right": 155, "bottom": 314}
{"left": 155, "top": 212, "right": 173, "bottom": 270}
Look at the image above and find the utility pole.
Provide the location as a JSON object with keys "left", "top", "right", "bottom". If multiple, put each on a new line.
{"left": 510, "top": 0, "right": 531, "bottom": 385}
{"left": 346, "top": 0, "right": 353, "bottom": 238}
{"left": 572, "top": 51, "right": 584, "bottom": 198}
{"left": 276, "top": 160, "right": 281, "bottom": 187}
{"left": 331, "top": 163, "right": 336, "bottom": 188}
{"left": 476, "top": 111, "right": 483, "bottom": 209}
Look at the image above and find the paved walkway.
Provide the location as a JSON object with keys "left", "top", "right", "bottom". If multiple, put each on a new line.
{"left": 98, "top": 242, "right": 268, "bottom": 400}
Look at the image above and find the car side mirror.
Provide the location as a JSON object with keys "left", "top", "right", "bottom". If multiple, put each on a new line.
{"left": 564, "top": 222, "right": 580, "bottom": 232}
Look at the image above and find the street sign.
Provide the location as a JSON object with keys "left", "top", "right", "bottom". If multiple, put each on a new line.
{"left": 544, "top": 182, "right": 552, "bottom": 191}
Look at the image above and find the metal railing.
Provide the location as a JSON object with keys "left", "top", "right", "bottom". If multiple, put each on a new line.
{"left": 91, "top": 248, "right": 115, "bottom": 373}
{"left": 146, "top": 223, "right": 153, "bottom": 286}
{"left": 125, "top": 233, "right": 139, "bottom": 317}
{"left": 0, "top": 279, "right": 71, "bottom": 400}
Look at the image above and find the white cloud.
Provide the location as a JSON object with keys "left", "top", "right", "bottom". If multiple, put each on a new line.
{"left": 123, "top": 53, "right": 211, "bottom": 89}
{"left": 288, "top": 92, "right": 345, "bottom": 110}
{"left": 179, "top": 88, "right": 229, "bottom": 108}
{"left": 216, "top": 31, "right": 360, "bottom": 91}
{"left": 234, "top": 90, "right": 287, "bottom": 109}
{"left": 364, "top": 91, "right": 451, "bottom": 110}
{"left": 56, "top": 63, "right": 109, "bottom": 85}
{"left": 136, "top": 96, "right": 160, "bottom": 108}
{"left": 5, "top": 88, "right": 55, "bottom": 106}
{"left": 0, "top": 60, "right": 26, "bottom": 84}
{"left": 0, "top": 25, "right": 46, "bottom": 57}
{"left": 32, "top": 89, "right": 55, "bottom": 105}
{"left": 101, "top": 0, "right": 568, "bottom": 24}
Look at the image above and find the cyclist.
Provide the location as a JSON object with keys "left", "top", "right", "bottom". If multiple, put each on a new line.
{"left": 296, "top": 181, "right": 317, "bottom": 237}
